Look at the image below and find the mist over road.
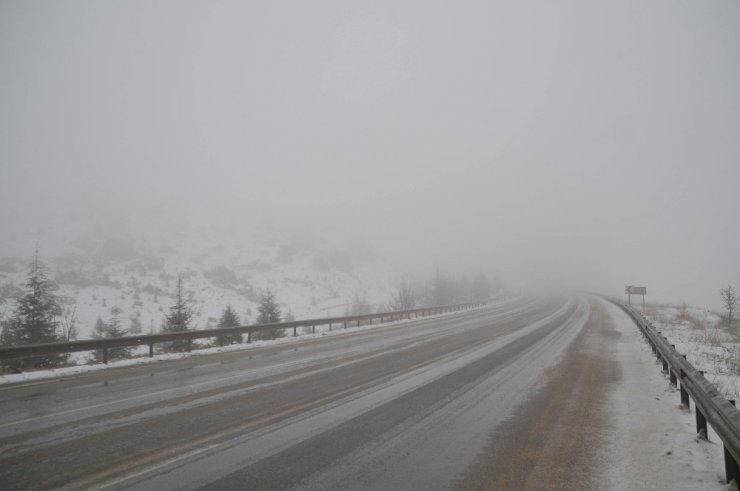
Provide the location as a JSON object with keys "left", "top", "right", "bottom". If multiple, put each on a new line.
{"left": 0, "top": 296, "right": 628, "bottom": 490}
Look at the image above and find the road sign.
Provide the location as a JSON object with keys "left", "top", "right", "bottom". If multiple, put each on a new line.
{"left": 625, "top": 286, "right": 646, "bottom": 295}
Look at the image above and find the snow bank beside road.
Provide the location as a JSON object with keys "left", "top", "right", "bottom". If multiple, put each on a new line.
{"left": 603, "top": 300, "right": 729, "bottom": 490}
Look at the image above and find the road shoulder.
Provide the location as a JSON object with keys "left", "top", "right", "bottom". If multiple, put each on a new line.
{"left": 456, "top": 297, "right": 728, "bottom": 490}
{"left": 456, "top": 297, "right": 620, "bottom": 490}
{"left": 602, "top": 300, "right": 727, "bottom": 490}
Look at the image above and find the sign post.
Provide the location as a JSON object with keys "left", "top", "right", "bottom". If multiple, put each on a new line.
{"left": 625, "top": 286, "right": 647, "bottom": 310}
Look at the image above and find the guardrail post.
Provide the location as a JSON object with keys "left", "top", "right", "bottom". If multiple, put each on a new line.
{"left": 725, "top": 447, "right": 738, "bottom": 486}
{"left": 103, "top": 347, "right": 108, "bottom": 365}
{"left": 680, "top": 382, "right": 690, "bottom": 409}
{"left": 380, "top": 315, "right": 384, "bottom": 323}
{"left": 696, "top": 409, "right": 708, "bottom": 440}
{"left": 293, "top": 326, "right": 297, "bottom": 337}
{"left": 187, "top": 337, "right": 192, "bottom": 352}
{"left": 329, "top": 322, "right": 332, "bottom": 331}
{"left": 725, "top": 400, "right": 738, "bottom": 484}
{"left": 662, "top": 358, "right": 668, "bottom": 374}
{"left": 669, "top": 369, "right": 677, "bottom": 387}
{"left": 149, "top": 343, "right": 154, "bottom": 357}
{"left": 343, "top": 321, "right": 347, "bottom": 329}
{"left": 312, "top": 325, "right": 315, "bottom": 334}
{"left": 247, "top": 332, "right": 252, "bottom": 344}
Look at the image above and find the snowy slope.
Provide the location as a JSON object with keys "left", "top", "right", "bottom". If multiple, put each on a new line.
{"left": 0, "top": 219, "right": 399, "bottom": 340}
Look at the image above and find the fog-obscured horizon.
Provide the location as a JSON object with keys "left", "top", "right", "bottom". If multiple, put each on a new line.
{"left": 2, "top": 1, "right": 739, "bottom": 309}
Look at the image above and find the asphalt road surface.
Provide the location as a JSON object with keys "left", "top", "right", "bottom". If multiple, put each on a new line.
{"left": 0, "top": 295, "right": 626, "bottom": 490}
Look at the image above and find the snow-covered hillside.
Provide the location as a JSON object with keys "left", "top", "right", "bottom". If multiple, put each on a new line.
{"left": 0, "top": 218, "right": 399, "bottom": 340}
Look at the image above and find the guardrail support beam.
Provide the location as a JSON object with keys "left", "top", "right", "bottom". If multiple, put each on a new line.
{"left": 696, "top": 409, "right": 708, "bottom": 440}
{"left": 725, "top": 446, "right": 738, "bottom": 485}
{"left": 680, "top": 383, "right": 690, "bottom": 409}
{"left": 726, "top": 400, "right": 739, "bottom": 484}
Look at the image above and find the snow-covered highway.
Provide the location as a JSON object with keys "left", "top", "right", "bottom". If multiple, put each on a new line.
{"left": 0, "top": 296, "right": 725, "bottom": 490}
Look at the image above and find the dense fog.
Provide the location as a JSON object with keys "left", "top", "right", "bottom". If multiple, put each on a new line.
{"left": 1, "top": 1, "right": 739, "bottom": 309}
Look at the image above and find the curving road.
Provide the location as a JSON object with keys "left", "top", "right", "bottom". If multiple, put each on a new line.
{"left": 0, "top": 295, "right": 624, "bottom": 490}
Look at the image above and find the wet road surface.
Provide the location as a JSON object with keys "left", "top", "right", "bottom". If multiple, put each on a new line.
{"left": 0, "top": 295, "right": 622, "bottom": 490}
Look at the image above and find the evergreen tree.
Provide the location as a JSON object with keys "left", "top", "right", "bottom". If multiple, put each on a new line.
{"left": 217, "top": 305, "right": 242, "bottom": 345}
{"left": 93, "top": 316, "right": 108, "bottom": 338}
{"left": 107, "top": 306, "right": 128, "bottom": 338}
{"left": 162, "top": 274, "right": 195, "bottom": 350}
{"left": 129, "top": 312, "right": 143, "bottom": 334}
{"left": 254, "top": 289, "right": 282, "bottom": 340}
{"left": 0, "top": 251, "right": 65, "bottom": 369}
{"left": 91, "top": 307, "right": 130, "bottom": 361}
{"left": 163, "top": 275, "right": 194, "bottom": 333}
{"left": 257, "top": 289, "right": 281, "bottom": 324}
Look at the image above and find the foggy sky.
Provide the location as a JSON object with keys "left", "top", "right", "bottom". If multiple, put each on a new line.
{"left": 1, "top": 1, "right": 739, "bottom": 308}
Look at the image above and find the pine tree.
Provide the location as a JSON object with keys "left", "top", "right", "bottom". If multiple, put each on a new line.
{"left": 254, "top": 289, "right": 282, "bottom": 340}
{"left": 162, "top": 274, "right": 195, "bottom": 350}
{"left": 217, "top": 305, "right": 242, "bottom": 346}
{"left": 0, "top": 250, "right": 65, "bottom": 369}
{"left": 91, "top": 307, "right": 131, "bottom": 362}
{"left": 257, "top": 289, "right": 281, "bottom": 324}
{"left": 129, "top": 312, "right": 143, "bottom": 334}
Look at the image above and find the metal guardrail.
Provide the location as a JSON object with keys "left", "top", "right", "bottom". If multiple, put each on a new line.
{"left": 0, "top": 301, "right": 486, "bottom": 366}
{"left": 610, "top": 298, "right": 740, "bottom": 485}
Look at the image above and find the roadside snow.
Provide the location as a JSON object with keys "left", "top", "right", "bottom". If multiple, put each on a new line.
{"left": 640, "top": 303, "right": 740, "bottom": 402}
{"left": 0, "top": 311, "right": 453, "bottom": 386}
{"left": 602, "top": 300, "right": 730, "bottom": 490}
